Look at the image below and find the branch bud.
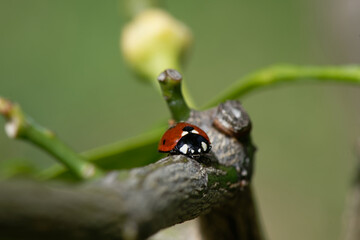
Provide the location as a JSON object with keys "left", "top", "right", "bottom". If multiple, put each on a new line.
{"left": 213, "top": 100, "right": 252, "bottom": 139}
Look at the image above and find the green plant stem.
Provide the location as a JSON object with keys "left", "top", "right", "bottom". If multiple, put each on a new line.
{"left": 158, "top": 69, "right": 191, "bottom": 121}
{"left": 24, "top": 121, "right": 103, "bottom": 180}
{"left": 148, "top": 63, "right": 195, "bottom": 109}
{"left": 206, "top": 65, "right": 360, "bottom": 108}
{"left": 0, "top": 97, "right": 103, "bottom": 180}
{"left": 38, "top": 126, "right": 165, "bottom": 180}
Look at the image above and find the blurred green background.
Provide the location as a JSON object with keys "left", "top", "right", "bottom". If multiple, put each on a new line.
{"left": 1, "top": 1, "right": 360, "bottom": 239}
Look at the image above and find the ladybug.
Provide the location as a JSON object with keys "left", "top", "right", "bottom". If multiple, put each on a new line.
{"left": 158, "top": 122, "right": 211, "bottom": 159}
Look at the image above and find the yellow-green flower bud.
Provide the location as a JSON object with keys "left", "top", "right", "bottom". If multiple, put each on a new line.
{"left": 121, "top": 8, "right": 192, "bottom": 83}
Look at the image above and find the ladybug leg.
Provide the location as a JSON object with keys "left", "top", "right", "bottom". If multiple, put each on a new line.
{"left": 169, "top": 148, "right": 179, "bottom": 155}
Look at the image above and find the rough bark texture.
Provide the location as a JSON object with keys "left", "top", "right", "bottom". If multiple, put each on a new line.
{"left": 199, "top": 187, "right": 264, "bottom": 240}
{"left": 0, "top": 101, "right": 262, "bottom": 240}
{"left": 0, "top": 155, "right": 245, "bottom": 240}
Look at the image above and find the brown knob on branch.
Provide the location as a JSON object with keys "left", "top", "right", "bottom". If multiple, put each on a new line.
{"left": 213, "top": 100, "right": 252, "bottom": 139}
{"left": 187, "top": 100, "right": 255, "bottom": 188}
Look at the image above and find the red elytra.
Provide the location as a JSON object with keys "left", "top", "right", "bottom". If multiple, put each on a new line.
{"left": 158, "top": 122, "right": 211, "bottom": 153}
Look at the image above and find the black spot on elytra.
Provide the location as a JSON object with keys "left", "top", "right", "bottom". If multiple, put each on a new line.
{"left": 163, "top": 139, "right": 166, "bottom": 145}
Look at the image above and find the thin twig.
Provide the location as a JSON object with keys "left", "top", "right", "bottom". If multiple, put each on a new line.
{"left": 206, "top": 65, "right": 360, "bottom": 108}
{"left": 0, "top": 97, "right": 103, "bottom": 180}
{"left": 158, "top": 69, "right": 191, "bottom": 121}
{"left": 38, "top": 126, "right": 165, "bottom": 180}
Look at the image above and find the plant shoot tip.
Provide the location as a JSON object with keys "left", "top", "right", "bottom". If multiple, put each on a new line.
{"left": 157, "top": 69, "right": 182, "bottom": 83}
